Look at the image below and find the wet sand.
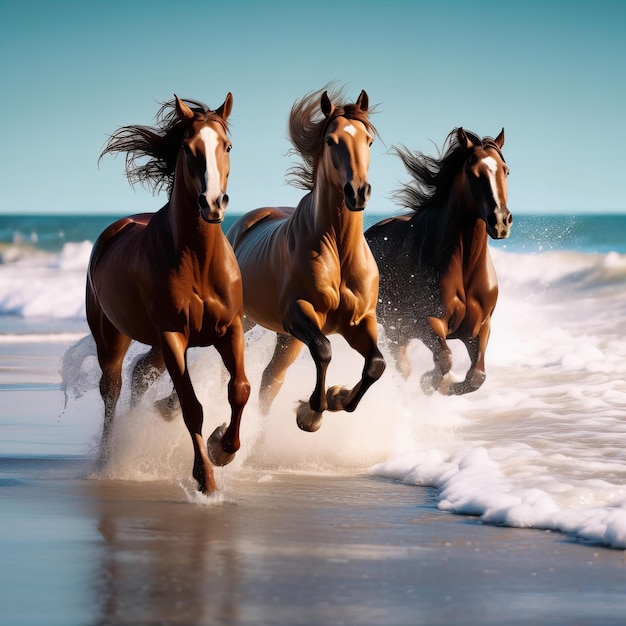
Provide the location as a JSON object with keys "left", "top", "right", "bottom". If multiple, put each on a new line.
{"left": 1, "top": 344, "right": 626, "bottom": 625}
{"left": 1, "top": 455, "right": 626, "bottom": 626}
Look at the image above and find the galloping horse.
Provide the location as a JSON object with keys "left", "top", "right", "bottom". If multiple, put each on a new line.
{"left": 227, "top": 87, "right": 385, "bottom": 432}
{"left": 365, "top": 128, "right": 512, "bottom": 395}
{"left": 87, "top": 94, "right": 249, "bottom": 493}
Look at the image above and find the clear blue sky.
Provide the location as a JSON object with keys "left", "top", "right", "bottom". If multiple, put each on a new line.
{"left": 1, "top": 0, "right": 624, "bottom": 215}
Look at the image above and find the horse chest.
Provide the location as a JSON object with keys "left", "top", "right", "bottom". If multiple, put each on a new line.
{"left": 165, "top": 264, "right": 235, "bottom": 340}
{"left": 313, "top": 251, "right": 373, "bottom": 316}
{"left": 183, "top": 295, "right": 231, "bottom": 342}
{"left": 440, "top": 251, "right": 497, "bottom": 337}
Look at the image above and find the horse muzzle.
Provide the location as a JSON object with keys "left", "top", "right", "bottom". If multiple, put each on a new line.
{"left": 486, "top": 207, "right": 513, "bottom": 239}
{"left": 198, "top": 193, "right": 229, "bottom": 223}
{"left": 344, "top": 181, "right": 371, "bottom": 211}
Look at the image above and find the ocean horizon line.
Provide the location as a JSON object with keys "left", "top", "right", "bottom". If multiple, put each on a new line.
{"left": 1, "top": 210, "right": 626, "bottom": 218}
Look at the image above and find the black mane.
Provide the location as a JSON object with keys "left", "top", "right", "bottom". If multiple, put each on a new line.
{"left": 394, "top": 128, "right": 496, "bottom": 212}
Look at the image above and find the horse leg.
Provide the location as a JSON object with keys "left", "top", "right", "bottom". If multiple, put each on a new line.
{"left": 259, "top": 333, "right": 304, "bottom": 414}
{"left": 285, "top": 300, "right": 332, "bottom": 432}
{"left": 389, "top": 341, "right": 412, "bottom": 379}
{"left": 160, "top": 331, "right": 216, "bottom": 493}
{"left": 90, "top": 319, "right": 132, "bottom": 467}
{"left": 207, "top": 321, "right": 251, "bottom": 467}
{"left": 420, "top": 318, "right": 453, "bottom": 395}
{"left": 326, "top": 315, "right": 386, "bottom": 412}
{"left": 130, "top": 346, "right": 166, "bottom": 408}
{"left": 447, "top": 319, "right": 491, "bottom": 395}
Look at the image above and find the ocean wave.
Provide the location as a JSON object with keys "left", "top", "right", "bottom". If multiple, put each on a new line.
{"left": 492, "top": 248, "right": 626, "bottom": 291}
{"left": 0, "top": 241, "right": 92, "bottom": 320}
{"left": 1, "top": 243, "right": 623, "bottom": 322}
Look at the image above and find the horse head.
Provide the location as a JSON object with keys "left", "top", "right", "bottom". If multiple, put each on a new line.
{"left": 319, "top": 90, "right": 373, "bottom": 211}
{"left": 459, "top": 128, "right": 512, "bottom": 239}
{"left": 175, "top": 93, "right": 233, "bottom": 223}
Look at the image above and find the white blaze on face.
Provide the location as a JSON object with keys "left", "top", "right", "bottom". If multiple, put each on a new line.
{"left": 199, "top": 126, "right": 221, "bottom": 203}
{"left": 482, "top": 156, "right": 500, "bottom": 207}
{"left": 344, "top": 123, "right": 356, "bottom": 137}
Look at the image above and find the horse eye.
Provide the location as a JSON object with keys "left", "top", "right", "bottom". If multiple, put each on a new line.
{"left": 182, "top": 143, "right": 192, "bottom": 156}
{"left": 227, "top": 144, "right": 232, "bottom": 153}
{"left": 325, "top": 137, "right": 334, "bottom": 147}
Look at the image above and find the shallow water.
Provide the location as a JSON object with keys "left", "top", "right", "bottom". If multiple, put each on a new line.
{"left": 1, "top": 213, "right": 626, "bottom": 550}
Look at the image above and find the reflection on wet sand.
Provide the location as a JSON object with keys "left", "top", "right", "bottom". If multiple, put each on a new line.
{"left": 90, "top": 481, "right": 242, "bottom": 625}
{"left": 3, "top": 463, "right": 626, "bottom": 626}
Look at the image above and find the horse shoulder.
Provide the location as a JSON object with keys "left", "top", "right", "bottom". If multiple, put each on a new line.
{"left": 89, "top": 215, "right": 142, "bottom": 268}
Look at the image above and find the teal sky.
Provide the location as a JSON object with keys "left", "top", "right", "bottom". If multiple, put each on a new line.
{"left": 1, "top": 0, "right": 624, "bottom": 215}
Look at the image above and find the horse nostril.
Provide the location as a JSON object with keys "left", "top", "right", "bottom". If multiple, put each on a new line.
{"left": 343, "top": 183, "right": 356, "bottom": 205}
{"left": 222, "top": 194, "right": 229, "bottom": 208}
{"left": 507, "top": 214, "right": 513, "bottom": 225}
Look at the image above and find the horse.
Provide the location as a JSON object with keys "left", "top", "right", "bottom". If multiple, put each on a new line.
{"left": 86, "top": 94, "right": 250, "bottom": 493}
{"left": 227, "top": 87, "right": 385, "bottom": 433}
{"left": 365, "top": 127, "right": 512, "bottom": 395}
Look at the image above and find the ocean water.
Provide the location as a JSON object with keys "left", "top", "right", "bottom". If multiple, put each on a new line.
{"left": 1, "top": 212, "right": 625, "bottom": 549}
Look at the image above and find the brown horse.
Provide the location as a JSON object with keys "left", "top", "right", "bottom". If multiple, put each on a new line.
{"left": 365, "top": 128, "right": 512, "bottom": 395}
{"left": 87, "top": 94, "right": 249, "bottom": 493}
{"left": 227, "top": 87, "right": 385, "bottom": 432}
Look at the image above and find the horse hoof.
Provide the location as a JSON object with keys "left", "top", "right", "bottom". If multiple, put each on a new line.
{"left": 155, "top": 395, "right": 179, "bottom": 421}
{"left": 296, "top": 402, "right": 323, "bottom": 432}
{"left": 420, "top": 373, "right": 436, "bottom": 396}
{"left": 207, "top": 423, "right": 237, "bottom": 467}
{"left": 438, "top": 374, "right": 457, "bottom": 396}
{"left": 326, "top": 385, "right": 350, "bottom": 411}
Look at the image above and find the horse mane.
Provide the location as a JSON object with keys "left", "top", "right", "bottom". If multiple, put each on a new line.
{"left": 99, "top": 98, "right": 229, "bottom": 196}
{"left": 286, "top": 85, "right": 377, "bottom": 191}
{"left": 393, "top": 128, "right": 498, "bottom": 212}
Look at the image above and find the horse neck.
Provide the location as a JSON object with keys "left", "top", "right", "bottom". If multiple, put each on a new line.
{"left": 167, "top": 170, "right": 220, "bottom": 262}
{"left": 450, "top": 173, "right": 489, "bottom": 257}
{"left": 412, "top": 173, "right": 487, "bottom": 267}
{"left": 308, "top": 184, "right": 365, "bottom": 249}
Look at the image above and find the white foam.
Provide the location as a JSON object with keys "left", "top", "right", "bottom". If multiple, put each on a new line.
{"left": 0, "top": 241, "right": 91, "bottom": 320}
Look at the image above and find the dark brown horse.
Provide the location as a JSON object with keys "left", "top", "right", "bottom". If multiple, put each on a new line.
{"left": 365, "top": 128, "right": 512, "bottom": 395}
{"left": 87, "top": 94, "right": 249, "bottom": 493}
{"left": 227, "top": 87, "right": 385, "bottom": 432}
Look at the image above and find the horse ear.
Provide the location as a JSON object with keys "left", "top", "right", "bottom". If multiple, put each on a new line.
{"left": 457, "top": 127, "right": 474, "bottom": 150}
{"left": 321, "top": 91, "right": 335, "bottom": 118}
{"left": 356, "top": 90, "right": 369, "bottom": 112}
{"left": 216, "top": 92, "right": 233, "bottom": 121}
{"left": 494, "top": 128, "right": 505, "bottom": 148}
{"left": 174, "top": 95, "right": 195, "bottom": 121}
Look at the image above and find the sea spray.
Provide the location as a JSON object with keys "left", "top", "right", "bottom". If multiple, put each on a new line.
{"left": 61, "top": 323, "right": 468, "bottom": 481}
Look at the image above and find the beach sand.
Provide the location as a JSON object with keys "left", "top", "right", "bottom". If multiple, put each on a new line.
{"left": 2, "top": 344, "right": 626, "bottom": 625}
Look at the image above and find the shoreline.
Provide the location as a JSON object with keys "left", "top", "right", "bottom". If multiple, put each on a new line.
{"left": 1, "top": 462, "right": 626, "bottom": 625}
{"left": 2, "top": 335, "right": 626, "bottom": 624}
